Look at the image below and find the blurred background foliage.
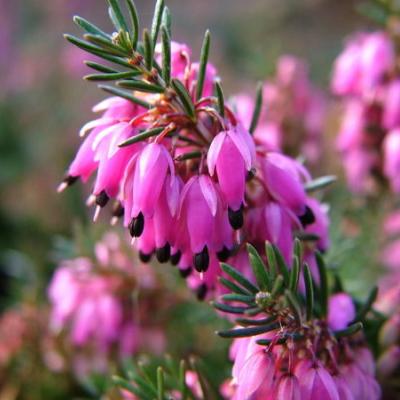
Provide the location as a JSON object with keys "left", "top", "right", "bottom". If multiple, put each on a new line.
{"left": 0, "top": 0, "right": 388, "bottom": 398}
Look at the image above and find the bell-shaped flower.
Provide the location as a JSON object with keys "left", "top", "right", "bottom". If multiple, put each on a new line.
{"left": 360, "top": 31, "right": 394, "bottom": 93}
{"left": 208, "top": 123, "right": 255, "bottom": 227}
{"left": 328, "top": 293, "right": 356, "bottom": 331}
{"left": 260, "top": 152, "right": 308, "bottom": 216}
{"left": 178, "top": 175, "right": 221, "bottom": 271}
{"left": 275, "top": 375, "right": 301, "bottom": 400}
{"left": 295, "top": 361, "right": 339, "bottom": 400}
{"left": 331, "top": 34, "right": 364, "bottom": 96}
{"left": 131, "top": 143, "right": 175, "bottom": 219}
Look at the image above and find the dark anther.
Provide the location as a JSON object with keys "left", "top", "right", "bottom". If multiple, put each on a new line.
{"left": 95, "top": 190, "right": 109, "bottom": 207}
{"left": 156, "top": 243, "right": 171, "bottom": 263}
{"left": 64, "top": 175, "right": 78, "bottom": 186}
{"left": 228, "top": 206, "right": 244, "bottom": 230}
{"left": 128, "top": 212, "right": 145, "bottom": 237}
{"left": 299, "top": 206, "right": 315, "bottom": 227}
{"left": 196, "top": 283, "right": 208, "bottom": 301}
{"left": 217, "top": 246, "right": 231, "bottom": 262}
{"left": 112, "top": 202, "right": 124, "bottom": 218}
{"left": 170, "top": 250, "right": 182, "bottom": 266}
{"left": 139, "top": 251, "right": 152, "bottom": 263}
{"left": 194, "top": 246, "right": 210, "bottom": 272}
{"left": 246, "top": 168, "right": 256, "bottom": 181}
{"left": 179, "top": 267, "right": 192, "bottom": 278}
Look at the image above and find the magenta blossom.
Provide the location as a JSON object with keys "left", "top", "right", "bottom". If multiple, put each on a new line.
{"left": 47, "top": 233, "right": 166, "bottom": 371}
{"left": 61, "top": 40, "right": 328, "bottom": 298}
{"left": 328, "top": 293, "right": 356, "bottom": 331}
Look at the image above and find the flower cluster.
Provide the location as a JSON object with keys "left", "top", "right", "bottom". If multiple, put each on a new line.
{"left": 233, "top": 55, "right": 326, "bottom": 164}
{"left": 332, "top": 30, "right": 400, "bottom": 193}
{"left": 214, "top": 244, "right": 380, "bottom": 400}
{"left": 225, "top": 294, "right": 378, "bottom": 400}
{"left": 47, "top": 233, "right": 166, "bottom": 373}
{"left": 60, "top": 7, "right": 330, "bottom": 298}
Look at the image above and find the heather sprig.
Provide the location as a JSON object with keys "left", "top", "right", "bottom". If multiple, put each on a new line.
{"left": 60, "top": 0, "right": 335, "bottom": 300}
{"left": 214, "top": 242, "right": 372, "bottom": 341}
{"left": 65, "top": 0, "right": 234, "bottom": 142}
{"left": 214, "top": 243, "right": 381, "bottom": 399}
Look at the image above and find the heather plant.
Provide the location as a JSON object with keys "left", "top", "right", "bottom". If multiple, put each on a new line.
{"left": 3, "top": 0, "right": 400, "bottom": 399}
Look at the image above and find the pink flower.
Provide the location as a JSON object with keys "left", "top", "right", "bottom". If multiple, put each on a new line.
{"left": 47, "top": 234, "right": 165, "bottom": 366}
{"left": 232, "top": 338, "right": 274, "bottom": 399}
{"left": 274, "top": 375, "right": 301, "bottom": 400}
{"left": 361, "top": 32, "right": 394, "bottom": 93}
{"left": 295, "top": 361, "right": 339, "bottom": 400}
{"left": 328, "top": 293, "right": 356, "bottom": 331}
{"left": 178, "top": 175, "right": 224, "bottom": 271}
{"left": 383, "top": 129, "right": 400, "bottom": 192}
{"left": 332, "top": 31, "right": 394, "bottom": 96}
{"left": 131, "top": 143, "right": 175, "bottom": 218}
{"left": 383, "top": 80, "right": 400, "bottom": 129}
{"left": 261, "top": 152, "right": 308, "bottom": 216}
{"left": 208, "top": 123, "right": 255, "bottom": 217}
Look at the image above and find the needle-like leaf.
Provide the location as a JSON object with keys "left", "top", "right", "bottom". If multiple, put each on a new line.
{"left": 107, "top": 0, "right": 129, "bottom": 32}
{"left": 99, "top": 85, "right": 152, "bottom": 109}
{"left": 151, "top": 0, "right": 165, "bottom": 49}
{"left": 249, "top": 81, "right": 263, "bottom": 134}
{"left": 215, "top": 81, "right": 225, "bottom": 118}
{"left": 125, "top": 0, "right": 139, "bottom": 49}
{"left": 73, "top": 16, "right": 110, "bottom": 39}
{"left": 196, "top": 30, "right": 211, "bottom": 100}
{"left": 161, "top": 26, "right": 171, "bottom": 86}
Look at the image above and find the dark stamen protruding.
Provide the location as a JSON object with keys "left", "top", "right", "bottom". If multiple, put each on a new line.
{"left": 170, "top": 250, "right": 182, "bottom": 266}
{"left": 57, "top": 175, "right": 78, "bottom": 193}
{"left": 156, "top": 243, "right": 171, "bottom": 263}
{"left": 246, "top": 168, "right": 256, "bottom": 181}
{"left": 129, "top": 212, "right": 145, "bottom": 237}
{"left": 179, "top": 267, "right": 192, "bottom": 278}
{"left": 217, "top": 246, "right": 231, "bottom": 262}
{"left": 96, "top": 190, "right": 109, "bottom": 207}
{"left": 139, "top": 251, "right": 152, "bottom": 263}
{"left": 112, "top": 202, "right": 124, "bottom": 218}
{"left": 228, "top": 206, "right": 244, "bottom": 230}
{"left": 299, "top": 206, "right": 315, "bottom": 227}
{"left": 194, "top": 246, "right": 209, "bottom": 272}
{"left": 196, "top": 283, "right": 208, "bottom": 301}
